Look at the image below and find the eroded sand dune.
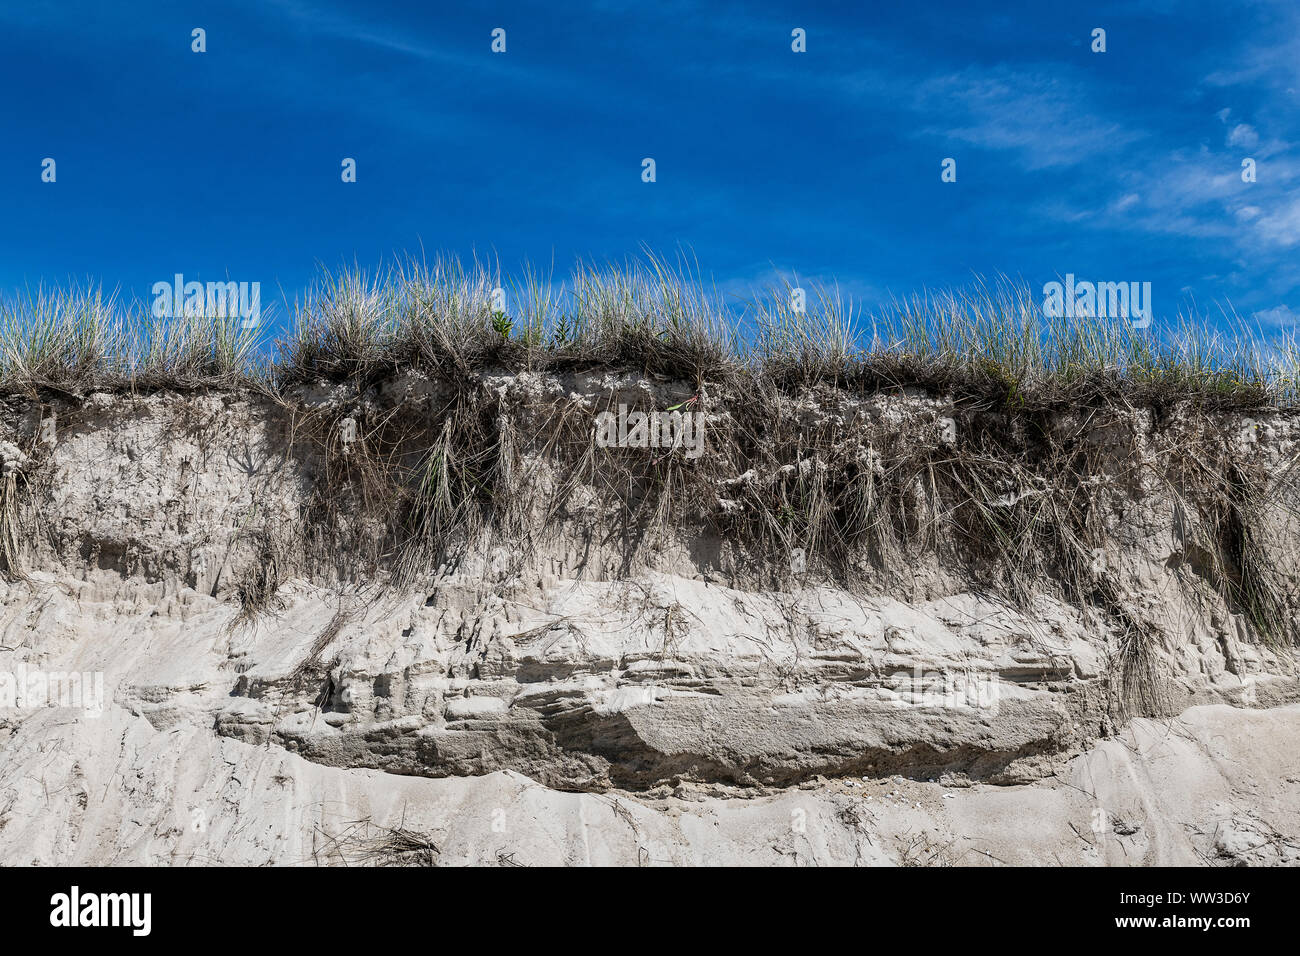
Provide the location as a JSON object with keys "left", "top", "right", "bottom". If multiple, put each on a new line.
{"left": 1, "top": 378, "right": 1297, "bottom": 865}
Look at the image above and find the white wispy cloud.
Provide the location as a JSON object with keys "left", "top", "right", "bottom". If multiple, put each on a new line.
{"left": 912, "top": 67, "right": 1143, "bottom": 169}
{"left": 1253, "top": 304, "right": 1300, "bottom": 327}
{"left": 1227, "top": 123, "right": 1259, "bottom": 148}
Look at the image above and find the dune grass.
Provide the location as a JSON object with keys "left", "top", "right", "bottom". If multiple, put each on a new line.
{"left": 0, "top": 283, "right": 264, "bottom": 394}
{"left": 0, "top": 253, "right": 1295, "bottom": 408}
{"left": 2, "top": 255, "right": 1296, "bottom": 694}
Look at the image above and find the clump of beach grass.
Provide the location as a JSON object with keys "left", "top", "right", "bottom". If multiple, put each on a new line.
{"left": 0, "top": 283, "right": 265, "bottom": 394}
{"left": 310, "top": 815, "right": 441, "bottom": 867}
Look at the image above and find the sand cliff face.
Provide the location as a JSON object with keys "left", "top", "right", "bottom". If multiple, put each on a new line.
{"left": 1, "top": 374, "right": 1297, "bottom": 864}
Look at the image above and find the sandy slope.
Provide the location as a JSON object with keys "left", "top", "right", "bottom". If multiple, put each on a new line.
{"left": 1, "top": 696, "right": 1296, "bottom": 865}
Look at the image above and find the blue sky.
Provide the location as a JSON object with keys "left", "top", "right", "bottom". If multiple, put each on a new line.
{"left": 2, "top": 0, "right": 1298, "bottom": 332}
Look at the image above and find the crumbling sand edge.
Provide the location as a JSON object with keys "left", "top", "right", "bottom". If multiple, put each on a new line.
{"left": 0, "top": 375, "right": 1297, "bottom": 795}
